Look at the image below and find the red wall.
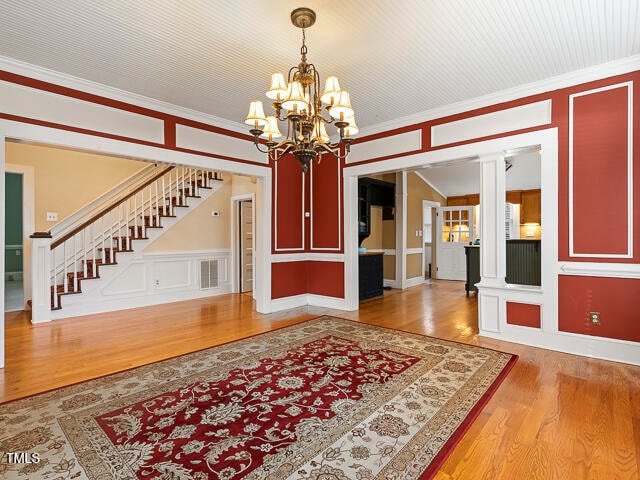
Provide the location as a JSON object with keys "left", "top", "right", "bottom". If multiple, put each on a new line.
{"left": 506, "top": 302, "right": 541, "bottom": 329}
{"left": 558, "top": 275, "right": 640, "bottom": 342}
{"left": 271, "top": 261, "right": 344, "bottom": 299}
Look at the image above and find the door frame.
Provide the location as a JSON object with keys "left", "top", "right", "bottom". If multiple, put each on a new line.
{"left": 435, "top": 205, "right": 474, "bottom": 281}
{"left": 231, "top": 193, "right": 255, "bottom": 296}
{"left": 422, "top": 200, "right": 440, "bottom": 283}
{"left": 5, "top": 163, "right": 35, "bottom": 311}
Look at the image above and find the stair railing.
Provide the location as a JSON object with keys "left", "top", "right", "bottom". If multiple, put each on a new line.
{"left": 32, "top": 166, "right": 220, "bottom": 318}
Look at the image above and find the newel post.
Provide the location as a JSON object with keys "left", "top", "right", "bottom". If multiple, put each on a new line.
{"left": 29, "top": 232, "right": 52, "bottom": 323}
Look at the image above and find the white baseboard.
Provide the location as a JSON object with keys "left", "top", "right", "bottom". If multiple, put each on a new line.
{"left": 51, "top": 285, "right": 232, "bottom": 320}
{"left": 383, "top": 279, "right": 399, "bottom": 288}
{"left": 479, "top": 326, "right": 640, "bottom": 366}
{"left": 405, "top": 276, "right": 425, "bottom": 288}
{"left": 267, "top": 293, "right": 353, "bottom": 313}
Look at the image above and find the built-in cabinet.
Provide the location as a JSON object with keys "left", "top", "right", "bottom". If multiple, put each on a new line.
{"left": 520, "top": 190, "right": 541, "bottom": 224}
{"left": 358, "top": 177, "right": 395, "bottom": 245}
{"left": 447, "top": 189, "right": 541, "bottom": 225}
{"left": 359, "top": 253, "right": 384, "bottom": 300}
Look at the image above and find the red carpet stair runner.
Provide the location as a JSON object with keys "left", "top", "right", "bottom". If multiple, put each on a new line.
{"left": 49, "top": 166, "right": 222, "bottom": 311}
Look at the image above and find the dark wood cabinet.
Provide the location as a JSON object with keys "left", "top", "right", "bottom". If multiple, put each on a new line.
{"left": 464, "top": 245, "right": 480, "bottom": 295}
{"left": 359, "top": 253, "right": 383, "bottom": 301}
{"left": 358, "top": 178, "right": 395, "bottom": 246}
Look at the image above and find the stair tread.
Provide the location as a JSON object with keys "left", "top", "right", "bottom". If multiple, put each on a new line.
{"left": 50, "top": 172, "right": 220, "bottom": 311}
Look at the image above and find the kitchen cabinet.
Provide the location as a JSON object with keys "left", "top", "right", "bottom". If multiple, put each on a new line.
{"left": 447, "top": 194, "right": 479, "bottom": 206}
{"left": 358, "top": 178, "right": 395, "bottom": 245}
{"left": 521, "top": 189, "right": 541, "bottom": 224}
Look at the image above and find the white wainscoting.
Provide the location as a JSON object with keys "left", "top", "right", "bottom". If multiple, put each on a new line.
{"left": 51, "top": 249, "right": 231, "bottom": 319}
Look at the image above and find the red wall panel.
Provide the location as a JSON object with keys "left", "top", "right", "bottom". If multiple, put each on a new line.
{"left": 307, "top": 262, "right": 345, "bottom": 298}
{"left": 310, "top": 155, "right": 341, "bottom": 251}
{"left": 506, "top": 302, "right": 541, "bottom": 328}
{"left": 271, "top": 261, "right": 345, "bottom": 299}
{"left": 271, "top": 262, "right": 307, "bottom": 299}
{"left": 571, "top": 85, "right": 630, "bottom": 256}
{"left": 274, "top": 155, "right": 304, "bottom": 251}
{"left": 558, "top": 275, "right": 640, "bottom": 342}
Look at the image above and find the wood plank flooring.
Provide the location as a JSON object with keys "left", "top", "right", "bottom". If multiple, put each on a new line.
{"left": 2, "top": 280, "right": 639, "bottom": 479}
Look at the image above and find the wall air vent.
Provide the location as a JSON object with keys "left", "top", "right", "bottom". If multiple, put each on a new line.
{"left": 200, "top": 259, "right": 219, "bottom": 289}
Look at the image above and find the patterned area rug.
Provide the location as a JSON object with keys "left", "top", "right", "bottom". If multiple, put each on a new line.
{"left": 0, "top": 316, "right": 516, "bottom": 479}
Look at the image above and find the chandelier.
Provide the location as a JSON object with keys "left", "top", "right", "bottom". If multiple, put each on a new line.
{"left": 244, "top": 7, "right": 358, "bottom": 172}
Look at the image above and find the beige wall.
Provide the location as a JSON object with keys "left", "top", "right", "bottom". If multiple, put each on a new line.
{"left": 146, "top": 174, "right": 234, "bottom": 251}
{"left": 406, "top": 253, "right": 423, "bottom": 278}
{"left": 231, "top": 174, "right": 258, "bottom": 197}
{"left": 6, "top": 141, "right": 147, "bottom": 231}
{"left": 361, "top": 206, "right": 383, "bottom": 250}
{"left": 407, "top": 172, "right": 446, "bottom": 250}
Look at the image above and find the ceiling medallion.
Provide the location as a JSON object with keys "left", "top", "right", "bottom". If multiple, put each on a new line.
{"left": 244, "top": 7, "right": 358, "bottom": 172}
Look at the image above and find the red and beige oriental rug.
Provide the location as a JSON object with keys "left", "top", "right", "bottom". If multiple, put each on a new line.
{"left": 0, "top": 316, "right": 516, "bottom": 480}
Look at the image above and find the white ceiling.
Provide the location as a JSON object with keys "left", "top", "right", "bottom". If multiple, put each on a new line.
{"left": 1, "top": 0, "right": 639, "bottom": 134}
{"left": 0, "top": 1, "right": 637, "bottom": 196}
{"left": 412, "top": 150, "right": 541, "bottom": 197}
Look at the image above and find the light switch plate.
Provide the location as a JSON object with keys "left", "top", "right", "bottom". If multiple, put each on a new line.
{"left": 46, "top": 212, "right": 58, "bottom": 222}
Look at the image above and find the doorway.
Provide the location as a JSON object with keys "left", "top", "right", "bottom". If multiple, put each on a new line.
{"left": 232, "top": 195, "right": 255, "bottom": 295}
{"left": 4, "top": 172, "right": 23, "bottom": 311}
{"left": 422, "top": 200, "right": 440, "bottom": 282}
{"left": 436, "top": 206, "right": 475, "bottom": 280}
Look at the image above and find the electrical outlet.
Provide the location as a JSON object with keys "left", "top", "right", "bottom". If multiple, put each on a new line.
{"left": 154, "top": 280, "right": 160, "bottom": 286}
{"left": 589, "top": 311, "right": 601, "bottom": 325}
{"left": 46, "top": 212, "right": 58, "bottom": 222}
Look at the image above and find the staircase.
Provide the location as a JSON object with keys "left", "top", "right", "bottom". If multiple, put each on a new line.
{"left": 46, "top": 165, "right": 223, "bottom": 315}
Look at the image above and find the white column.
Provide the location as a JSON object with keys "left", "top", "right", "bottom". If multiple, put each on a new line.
{"left": 477, "top": 153, "right": 506, "bottom": 333}
{"left": 30, "top": 232, "right": 53, "bottom": 323}
{"left": 395, "top": 171, "right": 407, "bottom": 288}
{"left": 343, "top": 175, "right": 359, "bottom": 310}
{"left": 254, "top": 172, "right": 272, "bottom": 313}
{"left": 478, "top": 154, "right": 506, "bottom": 286}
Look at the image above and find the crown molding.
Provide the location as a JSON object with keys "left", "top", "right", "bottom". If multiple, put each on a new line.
{"left": 358, "top": 55, "right": 640, "bottom": 138}
{"left": 0, "top": 55, "right": 248, "bottom": 135}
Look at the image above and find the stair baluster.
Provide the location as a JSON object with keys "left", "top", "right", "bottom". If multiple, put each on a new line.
{"left": 43, "top": 165, "right": 223, "bottom": 313}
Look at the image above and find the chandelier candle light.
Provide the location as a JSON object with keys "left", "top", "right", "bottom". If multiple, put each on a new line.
{"left": 245, "top": 7, "right": 358, "bottom": 172}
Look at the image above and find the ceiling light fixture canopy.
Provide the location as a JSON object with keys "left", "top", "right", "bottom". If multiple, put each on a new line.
{"left": 245, "top": 7, "right": 357, "bottom": 172}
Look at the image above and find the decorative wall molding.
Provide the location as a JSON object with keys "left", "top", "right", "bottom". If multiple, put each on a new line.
{"left": 0, "top": 79, "right": 165, "bottom": 143}
{"left": 0, "top": 55, "right": 248, "bottom": 135}
{"left": 356, "top": 54, "right": 640, "bottom": 138}
{"left": 431, "top": 100, "right": 551, "bottom": 147}
{"left": 568, "top": 81, "right": 634, "bottom": 258}
{"left": 559, "top": 262, "right": 640, "bottom": 279}
{"left": 52, "top": 249, "right": 232, "bottom": 320}
{"left": 175, "top": 124, "right": 266, "bottom": 164}
{"left": 273, "top": 159, "right": 305, "bottom": 252}
{"left": 310, "top": 159, "right": 342, "bottom": 251}
{"left": 270, "top": 253, "right": 345, "bottom": 263}
{"left": 347, "top": 129, "right": 422, "bottom": 164}
{"left": 406, "top": 248, "right": 423, "bottom": 255}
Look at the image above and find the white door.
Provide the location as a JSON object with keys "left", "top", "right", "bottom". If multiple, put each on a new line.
{"left": 436, "top": 206, "right": 474, "bottom": 280}
{"left": 239, "top": 200, "right": 253, "bottom": 293}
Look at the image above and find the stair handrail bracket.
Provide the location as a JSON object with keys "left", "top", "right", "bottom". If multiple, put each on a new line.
{"left": 29, "top": 166, "right": 222, "bottom": 322}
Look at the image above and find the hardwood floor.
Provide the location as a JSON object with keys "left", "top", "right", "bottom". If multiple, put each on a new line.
{"left": 3, "top": 280, "right": 639, "bottom": 479}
